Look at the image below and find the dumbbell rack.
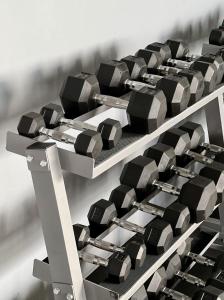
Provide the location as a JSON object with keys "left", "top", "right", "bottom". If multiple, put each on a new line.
{"left": 6, "top": 44, "right": 224, "bottom": 300}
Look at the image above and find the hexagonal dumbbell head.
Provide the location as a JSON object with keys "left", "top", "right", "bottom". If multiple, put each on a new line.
{"left": 17, "top": 112, "right": 46, "bottom": 138}
{"left": 125, "top": 239, "right": 147, "bottom": 269}
{"left": 163, "top": 253, "right": 182, "bottom": 280}
{"left": 121, "top": 55, "right": 147, "bottom": 80}
{"left": 144, "top": 143, "right": 176, "bottom": 180}
{"left": 127, "top": 86, "right": 167, "bottom": 133}
{"left": 109, "top": 184, "right": 137, "bottom": 217}
{"left": 60, "top": 73, "right": 100, "bottom": 118}
{"left": 120, "top": 155, "right": 159, "bottom": 196}
{"left": 190, "top": 61, "right": 217, "bottom": 94}
{"left": 177, "top": 237, "right": 192, "bottom": 257}
{"left": 146, "top": 267, "right": 168, "bottom": 298}
{"left": 165, "top": 40, "right": 189, "bottom": 58}
{"left": 179, "top": 121, "right": 205, "bottom": 150}
{"left": 145, "top": 42, "right": 172, "bottom": 62}
{"left": 159, "top": 128, "right": 191, "bottom": 156}
{"left": 107, "top": 252, "right": 131, "bottom": 283}
{"left": 177, "top": 69, "right": 204, "bottom": 104}
{"left": 209, "top": 28, "right": 224, "bottom": 46}
{"left": 156, "top": 74, "right": 190, "bottom": 117}
{"left": 97, "top": 60, "right": 129, "bottom": 95}
{"left": 97, "top": 118, "right": 122, "bottom": 149}
{"left": 73, "top": 224, "right": 90, "bottom": 250}
{"left": 199, "top": 162, "right": 224, "bottom": 204}
{"left": 197, "top": 54, "right": 224, "bottom": 85}
{"left": 179, "top": 175, "right": 217, "bottom": 222}
{"left": 135, "top": 49, "right": 163, "bottom": 68}
{"left": 74, "top": 129, "right": 103, "bottom": 158}
{"left": 40, "top": 103, "right": 64, "bottom": 129}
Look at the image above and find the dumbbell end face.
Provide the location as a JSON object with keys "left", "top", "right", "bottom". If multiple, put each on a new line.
{"left": 144, "top": 219, "right": 173, "bottom": 254}
{"left": 179, "top": 176, "right": 217, "bottom": 223}
{"left": 146, "top": 267, "right": 167, "bottom": 298}
{"left": 125, "top": 240, "right": 147, "bottom": 269}
{"left": 75, "top": 130, "right": 103, "bottom": 158}
{"left": 163, "top": 202, "right": 190, "bottom": 236}
{"left": 136, "top": 49, "right": 163, "bottom": 68}
{"left": 107, "top": 253, "right": 131, "bottom": 283}
{"left": 157, "top": 75, "right": 190, "bottom": 117}
{"left": 40, "top": 103, "right": 64, "bottom": 129}
{"left": 194, "top": 285, "right": 224, "bottom": 300}
{"left": 164, "top": 253, "right": 182, "bottom": 280}
{"left": 145, "top": 42, "right": 172, "bottom": 62}
{"left": 177, "top": 70, "right": 205, "bottom": 105}
{"left": 121, "top": 55, "right": 147, "bottom": 80}
{"left": 98, "top": 119, "right": 122, "bottom": 149}
{"left": 97, "top": 60, "right": 130, "bottom": 95}
{"left": 209, "top": 29, "right": 224, "bottom": 46}
{"left": 165, "top": 39, "right": 189, "bottom": 58}
{"left": 17, "top": 112, "right": 46, "bottom": 138}
{"left": 199, "top": 162, "right": 224, "bottom": 205}
{"left": 179, "top": 121, "right": 205, "bottom": 150}
{"left": 73, "top": 224, "right": 90, "bottom": 250}
{"left": 60, "top": 73, "right": 100, "bottom": 118}
{"left": 190, "top": 62, "right": 217, "bottom": 95}
{"left": 127, "top": 87, "right": 167, "bottom": 134}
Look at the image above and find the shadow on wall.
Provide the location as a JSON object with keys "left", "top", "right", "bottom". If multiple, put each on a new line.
{"left": 163, "top": 7, "right": 221, "bottom": 43}
{"left": 0, "top": 44, "right": 118, "bottom": 123}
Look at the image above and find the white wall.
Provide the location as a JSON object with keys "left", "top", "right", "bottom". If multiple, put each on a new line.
{"left": 0, "top": 1, "right": 224, "bottom": 299}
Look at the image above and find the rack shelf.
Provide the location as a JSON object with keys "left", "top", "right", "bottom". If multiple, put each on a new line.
{"left": 6, "top": 85, "right": 224, "bottom": 178}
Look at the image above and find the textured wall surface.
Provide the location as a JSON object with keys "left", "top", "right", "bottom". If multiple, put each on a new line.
{"left": 0, "top": 1, "right": 223, "bottom": 299}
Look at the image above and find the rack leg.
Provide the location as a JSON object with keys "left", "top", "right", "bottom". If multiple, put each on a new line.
{"left": 26, "top": 142, "right": 86, "bottom": 300}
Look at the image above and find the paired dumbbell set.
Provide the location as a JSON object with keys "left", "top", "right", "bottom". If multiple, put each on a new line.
{"left": 54, "top": 120, "right": 222, "bottom": 285}
{"left": 16, "top": 29, "right": 224, "bottom": 161}
{"left": 12, "top": 23, "right": 224, "bottom": 299}
{"left": 146, "top": 237, "right": 224, "bottom": 299}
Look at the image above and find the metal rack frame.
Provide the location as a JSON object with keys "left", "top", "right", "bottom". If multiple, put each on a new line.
{"left": 6, "top": 43, "right": 224, "bottom": 299}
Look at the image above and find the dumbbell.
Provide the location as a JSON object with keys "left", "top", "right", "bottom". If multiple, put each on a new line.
{"left": 146, "top": 266, "right": 221, "bottom": 299}
{"left": 79, "top": 250, "right": 131, "bottom": 283}
{"left": 73, "top": 223, "right": 146, "bottom": 269}
{"left": 179, "top": 121, "right": 224, "bottom": 154}
{"left": 127, "top": 52, "right": 204, "bottom": 105}
{"left": 87, "top": 199, "right": 173, "bottom": 254}
{"left": 144, "top": 143, "right": 224, "bottom": 204}
{"left": 136, "top": 46, "right": 218, "bottom": 94}
{"left": 40, "top": 103, "right": 122, "bottom": 149}
{"left": 120, "top": 155, "right": 217, "bottom": 222}
{"left": 109, "top": 184, "right": 190, "bottom": 235}
{"left": 164, "top": 252, "right": 224, "bottom": 292}
{"left": 159, "top": 126, "right": 224, "bottom": 168}
{"left": 17, "top": 112, "right": 103, "bottom": 159}
{"left": 209, "top": 20, "right": 224, "bottom": 46}
{"left": 97, "top": 60, "right": 190, "bottom": 117}
{"left": 178, "top": 238, "right": 224, "bottom": 275}
{"left": 60, "top": 73, "right": 167, "bottom": 134}
{"left": 148, "top": 40, "right": 224, "bottom": 86}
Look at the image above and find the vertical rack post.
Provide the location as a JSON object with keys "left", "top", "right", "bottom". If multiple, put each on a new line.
{"left": 26, "top": 142, "right": 86, "bottom": 300}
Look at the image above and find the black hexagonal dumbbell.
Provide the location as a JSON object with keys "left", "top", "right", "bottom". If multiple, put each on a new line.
{"left": 160, "top": 128, "right": 224, "bottom": 168}
{"left": 40, "top": 103, "right": 122, "bottom": 150}
{"left": 144, "top": 143, "right": 224, "bottom": 204}
{"left": 17, "top": 112, "right": 103, "bottom": 158}
{"left": 73, "top": 223, "right": 146, "bottom": 269}
{"left": 145, "top": 266, "right": 221, "bottom": 300}
{"left": 120, "top": 155, "right": 217, "bottom": 223}
{"left": 123, "top": 52, "right": 204, "bottom": 106}
{"left": 97, "top": 59, "right": 190, "bottom": 117}
{"left": 179, "top": 121, "right": 224, "bottom": 154}
{"left": 87, "top": 199, "right": 173, "bottom": 255}
{"left": 178, "top": 238, "right": 224, "bottom": 280}
{"left": 109, "top": 184, "right": 190, "bottom": 236}
{"left": 79, "top": 251, "right": 131, "bottom": 283}
{"left": 147, "top": 40, "right": 224, "bottom": 88}
{"left": 163, "top": 252, "right": 224, "bottom": 294}
{"left": 209, "top": 20, "right": 224, "bottom": 46}
{"left": 60, "top": 72, "right": 167, "bottom": 134}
